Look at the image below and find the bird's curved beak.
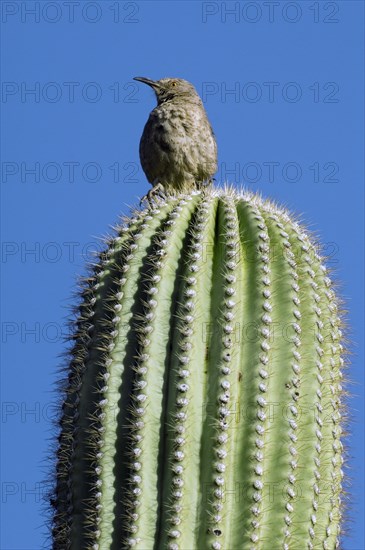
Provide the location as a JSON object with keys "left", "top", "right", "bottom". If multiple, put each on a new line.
{"left": 133, "top": 77, "right": 160, "bottom": 89}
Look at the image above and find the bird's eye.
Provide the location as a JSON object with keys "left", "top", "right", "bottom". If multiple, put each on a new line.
{"left": 171, "top": 82, "right": 177, "bottom": 87}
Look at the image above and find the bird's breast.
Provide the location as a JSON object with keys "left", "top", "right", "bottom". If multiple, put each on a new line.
{"left": 139, "top": 101, "right": 217, "bottom": 186}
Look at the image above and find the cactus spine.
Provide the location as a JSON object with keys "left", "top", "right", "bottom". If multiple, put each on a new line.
{"left": 53, "top": 187, "right": 344, "bottom": 550}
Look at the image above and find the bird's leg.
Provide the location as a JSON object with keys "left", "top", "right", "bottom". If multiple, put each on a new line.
{"left": 140, "top": 182, "right": 166, "bottom": 207}
{"left": 196, "top": 178, "right": 214, "bottom": 190}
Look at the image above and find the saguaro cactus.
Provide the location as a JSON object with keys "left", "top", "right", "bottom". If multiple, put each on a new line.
{"left": 53, "top": 187, "right": 344, "bottom": 550}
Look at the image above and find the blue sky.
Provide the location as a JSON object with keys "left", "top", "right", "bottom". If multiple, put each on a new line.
{"left": 1, "top": 1, "right": 364, "bottom": 548}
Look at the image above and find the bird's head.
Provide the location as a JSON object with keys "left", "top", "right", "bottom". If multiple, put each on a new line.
{"left": 133, "top": 77, "right": 201, "bottom": 105}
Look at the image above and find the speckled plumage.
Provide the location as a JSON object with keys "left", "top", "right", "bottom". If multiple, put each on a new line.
{"left": 134, "top": 77, "right": 217, "bottom": 193}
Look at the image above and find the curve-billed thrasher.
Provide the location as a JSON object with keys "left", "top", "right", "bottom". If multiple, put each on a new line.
{"left": 134, "top": 77, "right": 217, "bottom": 203}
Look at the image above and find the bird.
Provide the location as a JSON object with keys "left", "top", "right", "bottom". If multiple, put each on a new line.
{"left": 133, "top": 77, "right": 217, "bottom": 204}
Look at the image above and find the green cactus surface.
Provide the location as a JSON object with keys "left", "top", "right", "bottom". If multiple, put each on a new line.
{"left": 53, "top": 187, "right": 345, "bottom": 550}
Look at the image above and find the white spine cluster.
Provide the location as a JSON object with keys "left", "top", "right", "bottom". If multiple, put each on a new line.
{"left": 167, "top": 196, "right": 213, "bottom": 550}
{"left": 290, "top": 223, "right": 344, "bottom": 550}
{"left": 246, "top": 206, "right": 272, "bottom": 548}
{"left": 125, "top": 199, "right": 191, "bottom": 547}
{"left": 210, "top": 198, "right": 240, "bottom": 550}
{"left": 91, "top": 210, "right": 153, "bottom": 548}
{"left": 265, "top": 213, "right": 302, "bottom": 549}
{"left": 271, "top": 208, "right": 344, "bottom": 550}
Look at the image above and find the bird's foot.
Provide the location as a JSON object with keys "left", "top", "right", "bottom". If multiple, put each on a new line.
{"left": 140, "top": 183, "right": 166, "bottom": 208}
